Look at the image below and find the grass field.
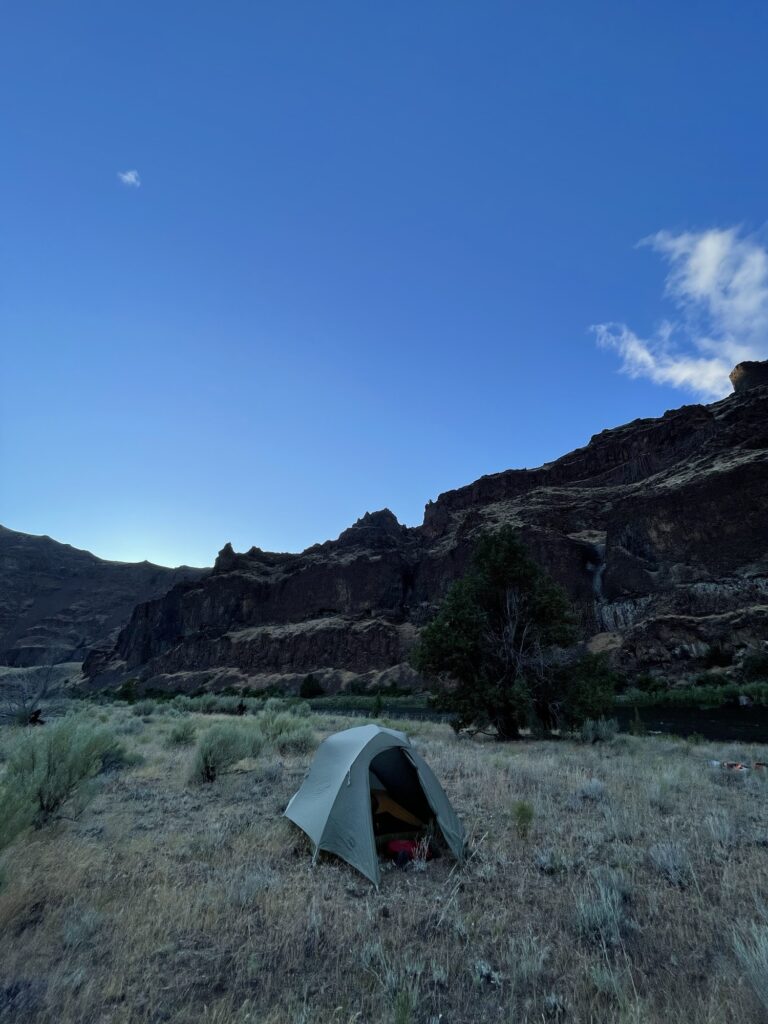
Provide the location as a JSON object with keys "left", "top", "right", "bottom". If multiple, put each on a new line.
{"left": 1, "top": 702, "right": 768, "bottom": 1023}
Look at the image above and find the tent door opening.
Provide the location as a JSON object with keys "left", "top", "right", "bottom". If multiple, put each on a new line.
{"left": 368, "top": 747, "right": 436, "bottom": 841}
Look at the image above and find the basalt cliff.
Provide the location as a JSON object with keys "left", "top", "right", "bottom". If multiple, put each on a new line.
{"left": 82, "top": 361, "right": 768, "bottom": 693}
{"left": 0, "top": 526, "right": 205, "bottom": 667}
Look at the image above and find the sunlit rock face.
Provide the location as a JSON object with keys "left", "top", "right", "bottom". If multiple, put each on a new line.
{"left": 82, "top": 368, "right": 768, "bottom": 693}
{"left": 730, "top": 359, "right": 768, "bottom": 393}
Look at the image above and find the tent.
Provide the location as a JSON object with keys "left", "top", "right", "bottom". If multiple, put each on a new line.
{"left": 284, "top": 724, "right": 466, "bottom": 885}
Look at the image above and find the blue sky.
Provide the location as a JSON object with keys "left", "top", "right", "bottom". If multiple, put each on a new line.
{"left": 3, "top": 2, "right": 768, "bottom": 567}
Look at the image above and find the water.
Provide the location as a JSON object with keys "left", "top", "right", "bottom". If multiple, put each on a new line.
{"left": 614, "top": 704, "right": 768, "bottom": 744}
{"left": 320, "top": 703, "right": 768, "bottom": 743}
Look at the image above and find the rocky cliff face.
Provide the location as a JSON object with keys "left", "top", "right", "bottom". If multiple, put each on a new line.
{"left": 0, "top": 526, "right": 206, "bottom": 666}
{"left": 84, "top": 366, "right": 768, "bottom": 693}
{"left": 731, "top": 360, "right": 768, "bottom": 393}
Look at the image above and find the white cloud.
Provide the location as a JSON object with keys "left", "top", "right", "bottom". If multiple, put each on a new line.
{"left": 592, "top": 226, "right": 768, "bottom": 398}
{"left": 117, "top": 169, "right": 141, "bottom": 188}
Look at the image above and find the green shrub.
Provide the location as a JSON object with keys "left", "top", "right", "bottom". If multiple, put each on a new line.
{"left": 168, "top": 693, "right": 256, "bottom": 716}
{"left": 555, "top": 654, "right": 617, "bottom": 728}
{"left": 258, "top": 684, "right": 286, "bottom": 698}
{"left": 577, "top": 717, "right": 594, "bottom": 741}
{"left": 618, "top": 680, "right": 768, "bottom": 709}
{"left": 171, "top": 695, "right": 195, "bottom": 712}
{"left": 1, "top": 717, "right": 123, "bottom": 834}
{"left": 132, "top": 699, "right": 156, "bottom": 717}
{"left": 275, "top": 724, "right": 317, "bottom": 756}
{"left": 579, "top": 717, "right": 619, "bottom": 743}
{"left": 245, "top": 729, "right": 265, "bottom": 758}
{"left": 308, "top": 694, "right": 427, "bottom": 713}
{"left": 115, "top": 717, "right": 144, "bottom": 736}
{"left": 513, "top": 800, "right": 534, "bottom": 839}
{"left": 632, "top": 673, "right": 666, "bottom": 694}
{"left": 413, "top": 526, "right": 576, "bottom": 739}
{"left": 214, "top": 695, "right": 242, "bottom": 715}
{"left": 694, "top": 672, "right": 730, "bottom": 688}
{"left": 299, "top": 674, "right": 325, "bottom": 699}
{"left": 742, "top": 650, "right": 768, "bottom": 682}
{"left": 263, "top": 697, "right": 288, "bottom": 714}
{"left": 189, "top": 724, "right": 252, "bottom": 783}
{"left": 257, "top": 708, "right": 300, "bottom": 741}
{"left": 187, "top": 705, "right": 315, "bottom": 783}
{"left": 114, "top": 679, "right": 138, "bottom": 703}
{"left": 169, "top": 720, "right": 197, "bottom": 746}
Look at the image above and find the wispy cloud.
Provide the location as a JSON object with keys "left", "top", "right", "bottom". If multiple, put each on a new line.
{"left": 117, "top": 169, "right": 141, "bottom": 188}
{"left": 592, "top": 226, "right": 768, "bottom": 398}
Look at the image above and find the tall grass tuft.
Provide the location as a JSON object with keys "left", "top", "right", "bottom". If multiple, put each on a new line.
{"left": 575, "top": 871, "right": 631, "bottom": 948}
{"left": 169, "top": 720, "right": 197, "bottom": 746}
{"left": 733, "top": 921, "right": 768, "bottom": 1012}
{"left": 647, "top": 842, "right": 692, "bottom": 887}
{"left": 579, "top": 717, "right": 619, "bottom": 743}
{"left": 513, "top": 800, "right": 534, "bottom": 839}
{"left": 0, "top": 778, "right": 36, "bottom": 852}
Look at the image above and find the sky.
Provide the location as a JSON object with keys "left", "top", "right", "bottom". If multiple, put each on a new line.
{"left": 2, "top": 2, "right": 768, "bottom": 567}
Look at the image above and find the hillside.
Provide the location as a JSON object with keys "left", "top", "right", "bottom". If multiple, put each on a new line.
{"left": 83, "top": 362, "right": 768, "bottom": 693}
{"left": 0, "top": 527, "right": 207, "bottom": 667}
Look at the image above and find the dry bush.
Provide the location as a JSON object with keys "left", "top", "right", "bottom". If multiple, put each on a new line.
{"left": 0, "top": 717, "right": 125, "bottom": 848}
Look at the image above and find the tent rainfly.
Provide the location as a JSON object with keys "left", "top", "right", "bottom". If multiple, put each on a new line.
{"left": 284, "top": 724, "right": 466, "bottom": 885}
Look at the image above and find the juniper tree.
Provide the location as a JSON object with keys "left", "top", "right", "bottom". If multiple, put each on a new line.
{"left": 413, "top": 527, "right": 611, "bottom": 738}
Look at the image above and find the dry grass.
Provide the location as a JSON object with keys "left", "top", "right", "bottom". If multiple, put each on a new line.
{"left": 1, "top": 705, "right": 768, "bottom": 1022}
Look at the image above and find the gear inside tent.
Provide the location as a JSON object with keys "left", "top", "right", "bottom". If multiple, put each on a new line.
{"left": 284, "top": 724, "right": 466, "bottom": 885}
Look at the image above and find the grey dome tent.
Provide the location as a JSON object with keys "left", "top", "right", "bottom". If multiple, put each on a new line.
{"left": 284, "top": 724, "right": 465, "bottom": 885}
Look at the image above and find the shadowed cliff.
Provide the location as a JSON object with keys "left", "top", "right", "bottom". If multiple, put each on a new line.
{"left": 83, "top": 363, "right": 768, "bottom": 693}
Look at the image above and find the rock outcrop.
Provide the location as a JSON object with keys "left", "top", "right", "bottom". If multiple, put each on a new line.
{"left": 730, "top": 360, "right": 768, "bottom": 393}
{"left": 0, "top": 526, "right": 206, "bottom": 666}
{"left": 83, "top": 362, "right": 768, "bottom": 693}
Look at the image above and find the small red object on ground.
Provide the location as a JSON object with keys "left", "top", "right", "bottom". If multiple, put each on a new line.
{"left": 386, "top": 839, "right": 433, "bottom": 862}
